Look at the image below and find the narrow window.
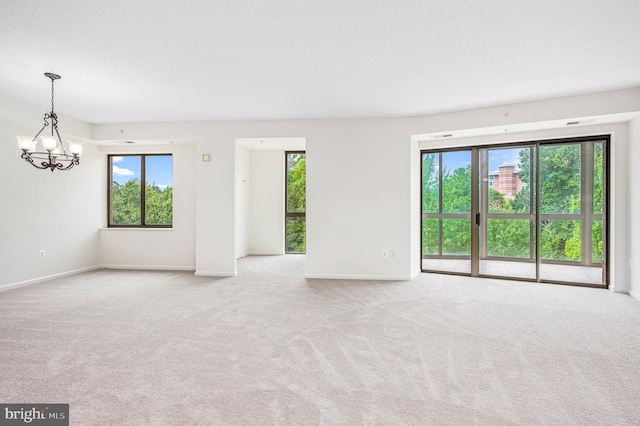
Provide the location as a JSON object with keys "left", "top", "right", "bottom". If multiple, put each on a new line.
{"left": 285, "top": 151, "right": 306, "bottom": 253}
{"left": 108, "top": 154, "right": 173, "bottom": 227}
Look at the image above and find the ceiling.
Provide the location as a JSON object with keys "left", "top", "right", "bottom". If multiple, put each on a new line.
{"left": 1, "top": 0, "right": 638, "bottom": 125}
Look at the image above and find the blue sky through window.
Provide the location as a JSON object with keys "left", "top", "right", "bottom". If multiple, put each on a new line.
{"left": 146, "top": 156, "right": 173, "bottom": 190}
{"left": 438, "top": 149, "right": 522, "bottom": 172}
{"left": 488, "top": 148, "right": 521, "bottom": 172}
{"left": 111, "top": 155, "right": 173, "bottom": 189}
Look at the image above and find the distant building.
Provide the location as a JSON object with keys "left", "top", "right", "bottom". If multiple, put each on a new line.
{"left": 488, "top": 164, "right": 525, "bottom": 198}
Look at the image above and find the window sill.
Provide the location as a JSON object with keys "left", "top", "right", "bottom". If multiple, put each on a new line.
{"left": 100, "top": 227, "right": 173, "bottom": 231}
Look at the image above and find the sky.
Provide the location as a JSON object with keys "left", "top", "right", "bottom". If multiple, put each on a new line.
{"left": 111, "top": 155, "right": 173, "bottom": 188}
{"left": 441, "top": 148, "right": 522, "bottom": 172}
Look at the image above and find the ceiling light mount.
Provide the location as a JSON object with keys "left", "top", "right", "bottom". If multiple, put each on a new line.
{"left": 16, "top": 72, "right": 84, "bottom": 172}
{"left": 44, "top": 72, "right": 61, "bottom": 81}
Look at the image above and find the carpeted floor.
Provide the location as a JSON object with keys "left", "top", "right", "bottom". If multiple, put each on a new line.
{"left": 1, "top": 255, "right": 639, "bottom": 425}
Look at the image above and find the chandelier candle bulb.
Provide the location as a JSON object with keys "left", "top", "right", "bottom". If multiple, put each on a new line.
{"left": 16, "top": 136, "right": 35, "bottom": 152}
{"left": 68, "top": 141, "right": 84, "bottom": 156}
{"left": 41, "top": 135, "right": 58, "bottom": 151}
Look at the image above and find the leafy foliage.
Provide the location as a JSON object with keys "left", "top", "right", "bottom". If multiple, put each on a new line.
{"left": 442, "top": 166, "right": 471, "bottom": 213}
{"left": 146, "top": 184, "right": 173, "bottom": 225}
{"left": 487, "top": 219, "right": 530, "bottom": 258}
{"left": 286, "top": 217, "right": 305, "bottom": 253}
{"left": 111, "top": 179, "right": 172, "bottom": 225}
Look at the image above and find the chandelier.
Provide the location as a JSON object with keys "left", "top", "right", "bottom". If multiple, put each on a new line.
{"left": 16, "top": 73, "right": 84, "bottom": 171}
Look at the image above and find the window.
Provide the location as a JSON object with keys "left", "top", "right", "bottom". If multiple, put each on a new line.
{"left": 285, "top": 151, "right": 306, "bottom": 253}
{"left": 108, "top": 154, "right": 173, "bottom": 227}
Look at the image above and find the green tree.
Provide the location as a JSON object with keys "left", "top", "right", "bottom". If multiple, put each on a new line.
{"left": 487, "top": 219, "right": 530, "bottom": 258}
{"left": 442, "top": 165, "right": 471, "bottom": 213}
{"left": 422, "top": 153, "right": 439, "bottom": 213}
{"left": 489, "top": 189, "right": 513, "bottom": 213}
{"left": 111, "top": 179, "right": 142, "bottom": 224}
{"left": 146, "top": 183, "right": 173, "bottom": 225}
{"left": 111, "top": 179, "right": 172, "bottom": 225}
{"left": 540, "top": 144, "right": 581, "bottom": 214}
{"left": 287, "top": 156, "right": 306, "bottom": 212}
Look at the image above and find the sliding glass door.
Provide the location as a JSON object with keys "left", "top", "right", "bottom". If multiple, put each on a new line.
{"left": 478, "top": 145, "right": 536, "bottom": 279}
{"left": 537, "top": 141, "right": 605, "bottom": 284}
{"left": 421, "top": 136, "right": 608, "bottom": 287}
{"left": 421, "top": 150, "right": 472, "bottom": 274}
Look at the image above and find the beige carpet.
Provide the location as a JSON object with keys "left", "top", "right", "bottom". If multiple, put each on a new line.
{"left": 1, "top": 255, "right": 639, "bottom": 425}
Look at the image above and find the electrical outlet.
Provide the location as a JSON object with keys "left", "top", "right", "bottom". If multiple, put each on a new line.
{"left": 382, "top": 250, "right": 389, "bottom": 258}
{"left": 39, "top": 250, "right": 46, "bottom": 259}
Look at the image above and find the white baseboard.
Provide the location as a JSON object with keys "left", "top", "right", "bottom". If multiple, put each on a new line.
{"left": 305, "top": 273, "right": 412, "bottom": 281}
{"left": 0, "top": 265, "right": 102, "bottom": 293}
{"left": 194, "top": 270, "right": 237, "bottom": 277}
{"left": 101, "top": 264, "right": 196, "bottom": 271}
{"left": 411, "top": 269, "right": 421, "bottom": 280}
{"left": 246, "top": 251, "right": 285, "bottom": 256}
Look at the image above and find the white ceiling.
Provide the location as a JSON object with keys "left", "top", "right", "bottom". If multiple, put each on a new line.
{"left": 1, "top": 0, "right": 638, "bottom": 125}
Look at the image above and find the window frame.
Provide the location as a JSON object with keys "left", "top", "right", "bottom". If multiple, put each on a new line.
{"left": 285, "top": 150, "right": 306, "bottom": 253}
{"left": 107, "top": 153, "right": 173, "bottom": 228}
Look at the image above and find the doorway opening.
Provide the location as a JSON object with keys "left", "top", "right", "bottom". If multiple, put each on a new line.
{"left": 234, "top": 138, "right": 306, "bottom": 272}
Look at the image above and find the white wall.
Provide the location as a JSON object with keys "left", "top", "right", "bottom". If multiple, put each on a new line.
{"left": 248, "top": 150, "right": 284, "bottom": 255}
{"left": 98, "top": 143, "right": 196, "bottom": 270}
{"left": 305, "top": 121, "right": 414, "bottom": 279}
{"left": 629, "top": 116, "right": 640, "bottom": 300}
{"left": 0, "top": 98, "right": 101, "bottom": 290}
{"left": 235, "top": 145, "right": 251, "bottom": 259}
{"left": 2, "top": 88, "right": 638, "bottom": 289}
{"left": 88, "top": 89, "right": 640, "bottom": 284}
{"left": 194, "top": 136, "right": 237, "bottom": 276}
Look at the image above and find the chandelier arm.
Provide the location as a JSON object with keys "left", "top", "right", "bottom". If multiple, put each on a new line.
{"left": 21, "top": 152, "right": 51, "bottom": 170}
{"left": 54, "top": 157, "right": 79, "bottom": 171}
{"left": 52, "top": 116, "right": 69, "bottom": 155}
{"left": 31, "top": 119, "right": 49, "bottom": 142}
{"left": 45, "top": 151, "right": 57, "bottom": 171}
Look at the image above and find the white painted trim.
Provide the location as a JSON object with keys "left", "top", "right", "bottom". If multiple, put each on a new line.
{"left": 99, "top": 228, "right": 174, "bottom": 231}
{"left": 305, "top": 273, "right": 412, "bottom": 281}
{"left": 100, "top": 265, "right": 196, "bottom": 271}
{"left": 0, "top": 266, "right": 102, "bottom": 293}
{"left": 630, "top": 290, "right": 640, "bottom": 302}
{"left": 195, "top": 270, "right": 237, "bottom": 277}
{"left": 101, "top": 264, "right": 196, "bottom": 271}
{"left": 410, "top": 269, "right": 421, "bottom": 280}
{"left": 246, "top": 251, "right": 285, "bottom": 256}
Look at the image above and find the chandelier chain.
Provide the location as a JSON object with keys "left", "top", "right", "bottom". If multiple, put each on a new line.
{"left": 51, "top": 77, "right": 55, "bottom": 112}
